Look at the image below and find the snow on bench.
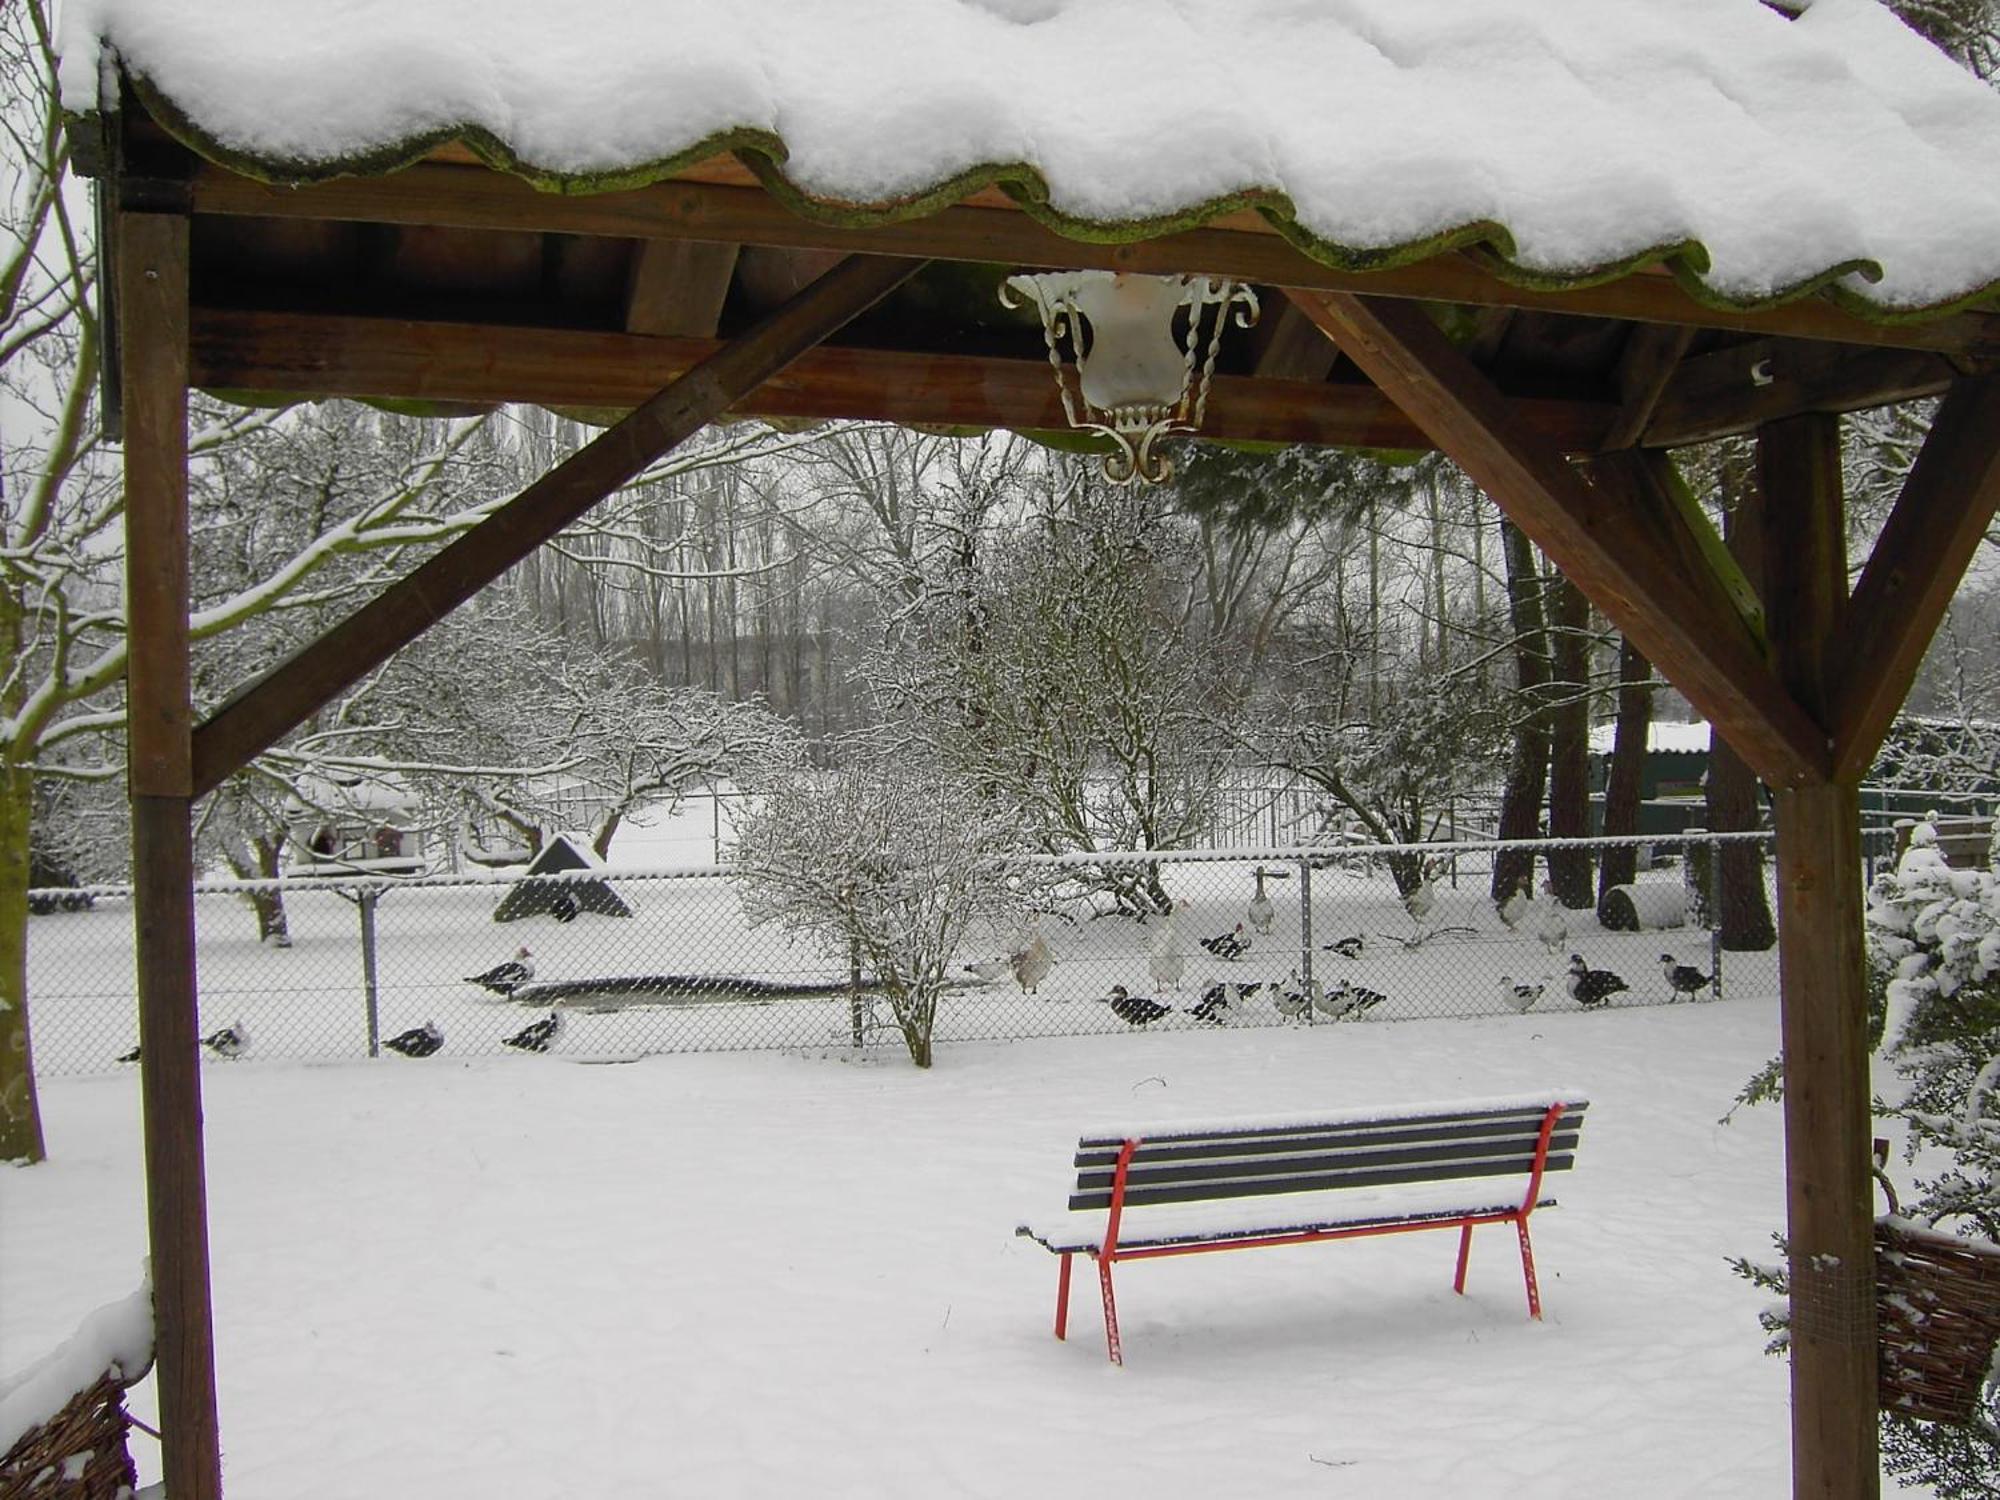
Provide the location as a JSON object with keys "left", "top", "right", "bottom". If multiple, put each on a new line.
{"left": 1016, "top": 1090, "right": 1590, "bottom": 1364}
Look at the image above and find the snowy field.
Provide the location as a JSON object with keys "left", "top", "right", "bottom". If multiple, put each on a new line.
{"left": 4, "top": 986, "right": 1856, "bottom": 1498}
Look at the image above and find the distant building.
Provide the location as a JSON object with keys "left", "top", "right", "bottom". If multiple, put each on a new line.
{"left": 286, "top": 772, "right": 427, "bottom": 875}
{"left": 1587, "top": 719, "right": 1714, "bottom": 836}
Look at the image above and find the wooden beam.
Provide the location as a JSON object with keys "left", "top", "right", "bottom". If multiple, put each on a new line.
{"left": 623, "top": 238, "right": 738, "bottom": 336}
{"left": 1645, "top": 339, "right": 1964, "bottom": 449}
{"left": 1601, "top": 323, "right": 1695, "bottom": 449}
{"left": 185, "top": 306, "right": 1621, "bottom": 454}
{"left": 1283, "top": 286, "right": 1831, "bottom": 788}
{"left": 190, "top": 254, "right": 924, "bottom": 796}
{"left": 1246, "top": 299, "right": 1342, "bottom": 382}
{"left": 189, "top": 163, "right": 2000, "bottom": 359}
{"left": 1760, "top": 412, "right": 1880, "bottom": 1500}
{"left": 118, "top": 210, "right": 223, "bottom": 1500}
{"left": 1827, "top": 373, "right": 2000, "bottom": 781}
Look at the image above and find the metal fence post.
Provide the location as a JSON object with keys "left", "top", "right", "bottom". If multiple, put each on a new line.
{"left": 1298, "top": 856, "right": 1314, "bottom": 993}
{"left": 359, "top": 887, "right": 382, "bottom": 1058}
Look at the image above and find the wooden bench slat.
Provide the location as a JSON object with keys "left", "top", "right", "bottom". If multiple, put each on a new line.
{"left": 1070, "top": 1152, "right": 1577, "bottom": 1210}
{"left": 1069, "top": 1137, "right": 1582, "bottom": 1206}
{"left": 1074, "top": 1101, "right": 1588, "bottom": 1154}
{"left": 1073, "top": 1116, "right": 1584, "bottom": 1170}
{"left": 1021, "top": 1194, "right": 1562, "bottom": 1256}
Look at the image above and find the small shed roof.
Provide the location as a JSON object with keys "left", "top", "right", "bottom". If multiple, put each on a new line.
{"left": 58, "top": 0, "right": 2000, "bottom": 318}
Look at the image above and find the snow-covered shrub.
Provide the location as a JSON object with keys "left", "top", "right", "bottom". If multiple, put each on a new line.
{"left": 728, "top": 740, "right": 1032, "bottom": 1067}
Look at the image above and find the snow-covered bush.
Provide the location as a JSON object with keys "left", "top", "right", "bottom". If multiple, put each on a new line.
{"left": 728, "top": 741, "right": 1033, "bottom": 1067}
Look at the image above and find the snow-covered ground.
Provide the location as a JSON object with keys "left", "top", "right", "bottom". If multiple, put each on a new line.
{"left": 5, "top": 986, "right": 1840, "bottom": 1497}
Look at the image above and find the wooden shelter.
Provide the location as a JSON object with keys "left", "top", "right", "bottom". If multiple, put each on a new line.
{"left": 57, "top": 2, "right": 2000, "bottom": 1495}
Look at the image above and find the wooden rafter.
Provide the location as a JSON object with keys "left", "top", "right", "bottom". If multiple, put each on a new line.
{"left": 1601, "top": 323, "right": 1694, "bottom": 450}
{"left": 1827, "top": 373, "right": 2000, "bottom": 781}
{"left": 624, "top": 238, "right": 739, "bottom": 336}
{"left": 1645, "top": 339, "right": 1963, "bottom": 450}
{"left": 189, "top": 254, "right": 925, "bottom": 797}
{"left": 187, "top": 164, "right": 2000, "bottom": 360}
{"left": 1282, "top": 286, "right": 1831, "bottom": 788}
{"left": 183, "top": 307, "right": 1619, "bottom": 454}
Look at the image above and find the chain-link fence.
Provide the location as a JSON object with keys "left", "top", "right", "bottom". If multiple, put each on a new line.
{"left": 26, "top": 829, "right": 1899, "bottom": 1079}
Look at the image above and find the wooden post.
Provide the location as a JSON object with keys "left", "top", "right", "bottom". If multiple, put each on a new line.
{"left": 1761, "top": 414, "right": 1879, "bottom": 1500}
{"left": 120, "top": 209, "right": 224, "bottom": 1499}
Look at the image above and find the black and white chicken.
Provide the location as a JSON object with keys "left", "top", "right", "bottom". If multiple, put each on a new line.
{"left": 1187, "top": 981, "right": 1256, "bottom": 1026}
{"left": 1321, "top": 934, "right": 1365, "bottom": 960}
{"left": 466, "top": 946, "right": 535, "bottom": 996}
{"left": 201, "top": 1022, "right": 249, "bottom": 1060}
{"left": 1200, "top": 924, "right": 1251, "bottom": 961}
{"left": 501, "top": 1011, "right": 562, "bottom": 1053}
{"left": 1565, "top": 954, "right": 1629, "bottom": 1009}
{"left": 1100, "top": 985, "right": 1173, "bottom": 1027}
{"left": 1319, "top": 980, "right": 1387, "bottom": 1020}
{"left": 1659, "top": 954, "right": 1715, "bottom": 1002}
{"left": 1497, "top": 975, "right": 1545, "bottom": 1014}
{"left": 116, "top": 1044, "right": 141, "bottom": 1064}
{"left": 384, "top": 1021, "right": 444, "bottom": 1058}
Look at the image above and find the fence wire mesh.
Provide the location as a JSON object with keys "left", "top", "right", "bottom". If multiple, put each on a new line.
{"left": 27, "top": 829, "right": 1901, "bottom": 1079}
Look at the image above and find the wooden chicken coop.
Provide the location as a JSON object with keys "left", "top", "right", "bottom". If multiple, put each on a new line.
{"left": 53, "top": 2, "right": 2000, "bottom": 1495}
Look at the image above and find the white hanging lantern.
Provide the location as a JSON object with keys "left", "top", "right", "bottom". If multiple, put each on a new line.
{"left": 1000, "top": 270, "right": 1259, "bottom": 486}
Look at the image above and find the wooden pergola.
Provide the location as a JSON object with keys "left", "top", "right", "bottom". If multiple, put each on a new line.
{"left": 73, "top": 20, "right": 2000, "bottom": 1499}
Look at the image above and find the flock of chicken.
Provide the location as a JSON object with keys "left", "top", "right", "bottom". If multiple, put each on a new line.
{"left": 959, "top": 869, "right": 1718, "bottom": 1029}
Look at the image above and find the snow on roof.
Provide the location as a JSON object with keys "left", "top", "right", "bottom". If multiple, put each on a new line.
{"left": 1588, "top": 719, "right": 1713, "bottom": 756}
{"left": 56, "top": 0, "right": 2000, "bottom": 317}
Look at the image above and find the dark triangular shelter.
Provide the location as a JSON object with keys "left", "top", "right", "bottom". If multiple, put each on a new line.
{"left": 492, "top": 834, "right": 632, "bottom": 922}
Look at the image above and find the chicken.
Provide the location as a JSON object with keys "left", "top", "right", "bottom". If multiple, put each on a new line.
{"left": 1565, "top": 954, "right": 1629, "bottom": 1009}
{"left": 1321, "top": 934, "right": 1365, "bottom": 960}
{"left": 1246, "top": 868, "right": 1277, "bottom": 937}
{"left": 116, "top": 1044, "right": 141, "bottom": 1064}
{"left": 1402, "top": 879, "right": 1437, "bottom": 925}
{"left": 502, "top": 1011, "right": 562, "bottom": 1053}
{"left": 1660, "top": 954, "right": 1715, "bottom": 1002}
{"left": 1011, "top": 930, "right": 1055, "bottom": 995}
{"left": 1534, "top": 882, "right": 1569, "bottom": 955}
{"left": 1322, "top": 980, "right": 1387, "bottom": 1019}
{"left": 1497, "top": 880, "right": 1533, "bottom": 931}
{"left": 1100, "top": 985, "right": 1173, "bottom": 1027}
{"left": 1200, "top": 923, "right": 1251, "bottom": 961}
{"left": 1275, "top": 981, "right": 1313, "bottom": 1020}
{"left": 384, "top": 1021, "right": 444, "bottom": 1058}
{"left": 1497, "top": 975, "right": 1545, "bottom": 1014}
{"left": 466, "top": 946, "right": 535, "bottom": 996}
{"left": 1187, "top": 981, "right": 1258, "bottom": 1026}
{"left": 201, "top": 1022, "right": 248, "bottom": 1060}
{"left": 960, "top": 955, "right": 1012, "bottom": 985}
{"left": 1147, "top": 917, "right": 1186, "bottom": 992}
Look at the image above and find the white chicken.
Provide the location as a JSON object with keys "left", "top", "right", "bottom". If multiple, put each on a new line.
{"left": 1147, "top": 916, "right": 1186, "bottom": 992}
{"left": 1533, "top": 881, "right": 1569, "bottom": 955}
{"left": 1247, "top": 868, "right": 1277, "bottom": 936}
{"left": 1012, "top": 929, "right": 1055, "bottom": 995}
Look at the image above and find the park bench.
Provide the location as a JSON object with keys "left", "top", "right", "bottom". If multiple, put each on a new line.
{"left": 1015, "top": 1091, "right": 1589, "bottom": 1364}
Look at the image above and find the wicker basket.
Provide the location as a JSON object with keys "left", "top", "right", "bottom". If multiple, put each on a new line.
{"left": 1876, "top": 1210, "right": 2000, "bottom": 1425}
{"left": 0, "top": 1369, "right": 139, "bottom": 1500}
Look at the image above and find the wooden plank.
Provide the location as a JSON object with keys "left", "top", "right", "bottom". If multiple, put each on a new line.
{"left": 189, "top": 163, "right": 2000, "bottom": 359}
{"left": 1601, "top": 323, "right": 1695, "bottom": 449}
{"left": 1246, "top": 299, "right": 1342, "bottom": 382}
{"left": 117, "top": 210, "right": 224, "bottom": 1500}
{"left": 189, "top": 254, "right": 925, "bottom": 797}
{"left": 1758, "top": 414, "right": 1848, "bottom": 718}
{"left": 1828, "top": 374, "right": 2000, "bottom": 781}
{"left": 1760, "top": 414, "right": 1878, "bottom": 1500}
{"left": 1772, "top": 783, "right": 1878, "bottom": 1500}
{"left": 624, "top": 238, "right": 739, "bottom": 335}
{"left": 1646, "top": 339, "right": 1963, "bottom": 449}
{"left": 1283, "top": 287, "right": 1831, "bottom": 788}
{"left": 186, "top": 306, "right": 1618, "bottom": 454}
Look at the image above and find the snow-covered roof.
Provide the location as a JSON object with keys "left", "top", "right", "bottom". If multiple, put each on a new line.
{"left": 56, "top": 0, "right": 2000, "bottom": 318}
{"left": 1588, "top": 719, "right": 1713, "bottom": 755}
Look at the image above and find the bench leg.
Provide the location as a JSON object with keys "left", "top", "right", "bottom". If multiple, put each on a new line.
{"left": 1453, "top": 1220, "right": 1474, "bottom": 1295}
{"left": 1055, "top": 1253, "right": 1073, "bottom": 1341}
{"left": 1517, "top": 1218, "right": 1543, "bottom": 1320}
{"left": 1096, "top": 1256, "right": 1124, "bottom": 1366}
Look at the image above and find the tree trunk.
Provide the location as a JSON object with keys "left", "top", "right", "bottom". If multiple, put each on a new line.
{"left": 1545, "top": 576, "right": 1595, "bottom": 907}
{"left": 1709, "top": 479, "right": 1778, "bottom": 951}
{"left": 0, "top": 761, "right": 46, "bottom": 1163}
{"left": 1597, "top": 636, "right": 1654, "bottom": 904}
{"left": 1492, "top": 519, "right": 1551, "bottom": 905}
